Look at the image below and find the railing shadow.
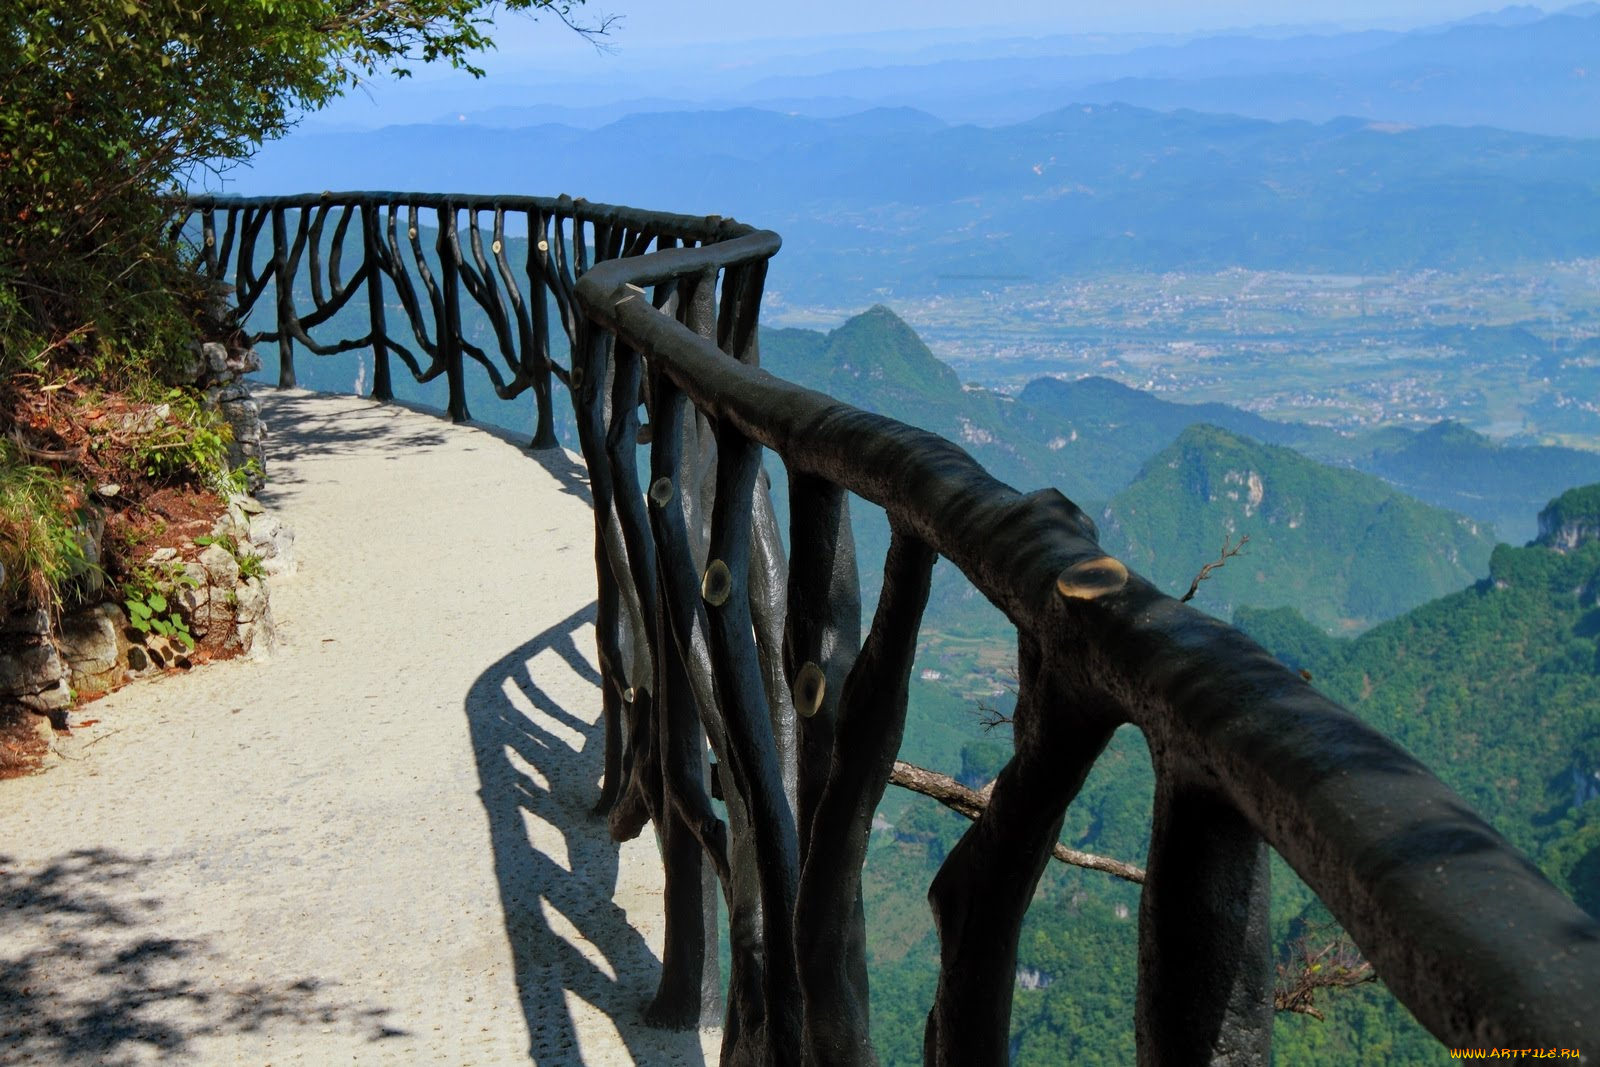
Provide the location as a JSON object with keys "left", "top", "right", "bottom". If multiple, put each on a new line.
{"left": 0, "top": 848, "right": 404, "bottom": 1066}
{"left": 465, "top": 604, "right": 710, "bottom": 1065}
{"left": 253, "top": 384, "right": 595, "bottom": 506}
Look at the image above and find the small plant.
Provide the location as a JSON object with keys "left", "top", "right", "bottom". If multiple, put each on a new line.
{"left": 212, "top": 463, "right": 251, "bottom": 498}
{"left": 122, "top": 564, "right": 198, "bottom": 652}
{"left": 130, "top": 389, "right": 234, "bottom": 486}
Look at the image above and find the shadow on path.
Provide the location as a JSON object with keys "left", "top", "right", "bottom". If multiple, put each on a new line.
{"left": 466, "top": 604, "right": 708, "bottom": 1065}
{"left": 253, "top": 387, "right": 594, "bottom": 505}
{"left": 0, "top": 849, "right": 405, "bottom": 1066}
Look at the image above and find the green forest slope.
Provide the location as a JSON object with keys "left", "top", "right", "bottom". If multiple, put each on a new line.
{"left": 1238, "top": 492, "right": 1600, "bottom": 916}
{"left": 1100, "top": 424, "right": 1496, "bottom": 631}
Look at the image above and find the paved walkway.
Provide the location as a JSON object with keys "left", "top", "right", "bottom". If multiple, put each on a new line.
{"left": 0, "top": 389, "right": 719, "bottom": 1066}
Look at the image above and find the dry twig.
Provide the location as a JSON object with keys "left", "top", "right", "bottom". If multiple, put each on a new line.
{"left": 1273, "top": 923, "right": 1377, "bottom": 1019}
{"left": 1180, "top": 533, "right": 1250, "bottom": 603}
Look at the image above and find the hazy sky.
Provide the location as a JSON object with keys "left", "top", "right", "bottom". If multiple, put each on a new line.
{"left": 297, "top": 0, "right": 1546, "bottom": 128}
{"left": 491, "top": 0, "right": 1525, "bottom": 54}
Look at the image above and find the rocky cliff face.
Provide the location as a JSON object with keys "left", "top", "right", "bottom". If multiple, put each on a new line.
{"left": 1534, "top": 485, "right": 1600, "bottom": 552}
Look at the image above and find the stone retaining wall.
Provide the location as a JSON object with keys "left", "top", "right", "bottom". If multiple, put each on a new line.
{"left": 0, "top": 494, "right": 295, "bottom": 717}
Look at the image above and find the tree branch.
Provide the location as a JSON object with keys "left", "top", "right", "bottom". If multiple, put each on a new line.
{"left": 888, "top": 760, "right": 1146, "bottom": 884}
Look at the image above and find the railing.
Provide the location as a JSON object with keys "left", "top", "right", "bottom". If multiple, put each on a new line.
{"left": 173, "top": 192, "right": 1600, "bottom": 1065}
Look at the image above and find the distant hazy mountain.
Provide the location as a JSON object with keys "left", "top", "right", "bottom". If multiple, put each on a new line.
{"left": 235, "top": 100, "right": 1600, "bottom": 303}
{"left": 715, "top": 9, "right": 1600, "bottom": 135}
{"left": 1349, "top": 420, "right": 1600, "bottom": 544}
{"left": 1101, "top": 424, "right": 1495, "bottom": 631}
{"left": 1075, "top": 12, "right": 1600, "bottom": 138}
{"left": 1016, "top": 375, "right": 1348, "bottom": 492}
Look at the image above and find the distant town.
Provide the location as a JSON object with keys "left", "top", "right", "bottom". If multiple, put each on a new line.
{"left": 768, "top": 260, "right": 1600, "bottom": 448}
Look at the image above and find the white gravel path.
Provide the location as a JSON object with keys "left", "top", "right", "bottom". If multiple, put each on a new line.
{"left": 0, "top": 388, "right": 720, "bottom": 1066}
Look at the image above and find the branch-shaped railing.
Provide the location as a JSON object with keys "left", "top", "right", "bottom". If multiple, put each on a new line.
{"left": 174, "top": 192, "right": 753, "bottom": 448}
{"left": 175, "top": 192, "right": 1600, "bottom": 1066}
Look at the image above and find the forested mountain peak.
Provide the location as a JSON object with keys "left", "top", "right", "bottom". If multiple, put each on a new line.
{"left": 823, "top": 304, "right": 963, "bottom": 398}
{"left": 1102, "top": 423, "right": 1494, "bottom": 631}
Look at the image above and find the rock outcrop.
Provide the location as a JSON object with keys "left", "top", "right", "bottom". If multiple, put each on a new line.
{"left": 1534, "top": 484, "right": 1600, "bottom": 553}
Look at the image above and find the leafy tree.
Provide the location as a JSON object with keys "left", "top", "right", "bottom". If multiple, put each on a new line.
{"left": 0, "top": 0, "right": 603, "bottom": 377}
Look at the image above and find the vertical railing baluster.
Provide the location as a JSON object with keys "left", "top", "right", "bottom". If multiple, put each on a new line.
{"left": 925, "top": 634, "right": 1121, "bottom": 1066}
{"left": 438, "top": 203, "right": 469, "bottom": 422}
{"left": 569, "top": 321, "right": 644, "bottom": 818}
{"left": 489, "top": 206, "right": 555, "bottom": 448}
{"left": 646, "top": 363, "right": 759, "bottom": 1055}
{"left": 795, "top": 528, "right": 934, "bottom": 1067}
{"left": 200, "top": 209, "right": 218, "bottom": 278}
{"left": 601, "top": 321, "right": 725, "bottom": 1028}
{"left": 361, "top": 201, "right": 392, "bottom": 401}
{"left": 270, "top": 206, "right": 296, "bottom": 387}
{"left": 600, "top": 323, "right": 660, "bottom": 832}
{"left": 1135, "top": 773, "right": 1272, "bottom": 1066}
{"left": 525, "top": 209, "right": 559, "bottom": 449}
{"left": 703, "top": 418, "right": 803, "bottom": 1067}
{"left": 306, "top": 203, "right": 331, "bottom": 308}
{"left": 215, "top": 208, "right": 238, "bottom": 284}
{"left": 784, "top": 475, "right": 860, "bottom": 862}
{"left": 714, "top": 259, "right": 799, "bottom": 818}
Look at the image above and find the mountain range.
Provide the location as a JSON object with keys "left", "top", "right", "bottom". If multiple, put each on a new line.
{"left": 234, "top": 87, "right": 1600, "bottom": 304}
{"left": 733, "top": 8, "right": 1600, "bottom": 135}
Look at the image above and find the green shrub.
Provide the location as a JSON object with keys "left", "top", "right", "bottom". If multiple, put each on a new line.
{"left": 2, "top": 0, "right": 598, "bottom": 385}
{"left": 129, "top": 389, "right": 234, "bottom": 486}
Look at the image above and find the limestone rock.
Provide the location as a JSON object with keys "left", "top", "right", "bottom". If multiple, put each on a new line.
{"left": 202, "top": 341, "right": 229, "bottom": 375}
{"left": 234, "top": 577, "right": 268, "bottom": 625}
{"left": 58, "top": 603, "right": 122, "bottom": 693}
{"left": 176, "top": 583, "right": 212, "bottom": 637}
{"left": 232, "top": 577, "right": 275, "bottom": 660}
{"left": 247, "top": 512, "right": 297, "bottom": 575}
{"left": 0, "top": 634, "right": 70, "bottom": 712}
{"left": 1535, "top": 486, "right": 1600, "bottom": 553}
{"left": 198, "top": 543, "right": 239, "bottom": 590}
{"left": 2, "top": 608, "right": 51, "bottom": 636}
{"left": 220, "top": 393, "right": 266, "bottom": 489}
